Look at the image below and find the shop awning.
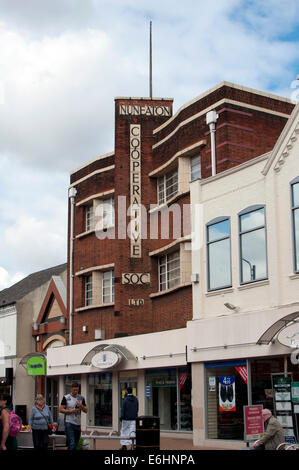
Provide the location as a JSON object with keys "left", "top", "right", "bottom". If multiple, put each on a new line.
{"left": 80, "top": 344, "right": 136, "bottom": 365}
{"left": 256, "top": 311, "right": 299, "bottom": 345}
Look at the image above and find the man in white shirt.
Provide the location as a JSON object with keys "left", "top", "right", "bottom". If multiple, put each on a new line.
{"left": 59, "top": 382, "right": 87, "bottom": 450}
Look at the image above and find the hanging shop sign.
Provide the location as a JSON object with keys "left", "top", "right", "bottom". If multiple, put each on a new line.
{"left": 27, "top": 356, "right": 47, "bottom": 376}
{"left": 243, "top": 405, "right": 264, "bottom": 441}
{"left": 219, "top": 376, "right": 236, "bottom": 412}
{"left": 277, "top": 323, "right": 299, "bottom": 348}
{"left": 91, "top": 351, "right": 121, "bottom": 370}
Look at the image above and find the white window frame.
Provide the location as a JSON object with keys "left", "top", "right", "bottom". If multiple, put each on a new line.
{"left": 102, "top": 270, "right": 114, "bottom": 304}
{"left": 190, "top": 154, "right": 201, "bottom": 181}
{"left": 85, "top": 204, "right": 94, "bottom": 232}
{"left": 157, "top": 168, "right": 178, "bottom": 205}
{"left": 158, "top": 251, "right": 180, "bottom": 291}
{"left": 84, "top": 274, "right": 93, "bottom": 306}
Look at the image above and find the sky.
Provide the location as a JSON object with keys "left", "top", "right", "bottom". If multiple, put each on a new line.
{"left": 0, "top": 0, "right": 299, "bottom": 289}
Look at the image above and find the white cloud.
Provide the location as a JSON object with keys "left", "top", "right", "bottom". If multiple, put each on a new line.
{"left": 0, "top": 0, "right": 299, "bottom": 286}
{"left": 0, "top": 267, "right": 24, "bottom": 290}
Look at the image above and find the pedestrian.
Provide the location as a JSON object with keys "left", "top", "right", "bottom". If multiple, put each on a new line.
{"left": 120, "top": 387, "right": 138, "bottom": 450}
{"left": 59, "top": 382, "right": 87, "bottom": 450}
{"left": 28, "top": 394, "right": 54, "bottom": 450}
{"left": 253, "top": 409, "right": 285, "bottom": 450}
{"left": 0, "top": 393, "right": 18, "bottom": 450}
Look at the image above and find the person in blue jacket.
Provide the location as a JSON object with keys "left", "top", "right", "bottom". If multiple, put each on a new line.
{"left": 29, "top": 394, "right": 53, "bottom": 450}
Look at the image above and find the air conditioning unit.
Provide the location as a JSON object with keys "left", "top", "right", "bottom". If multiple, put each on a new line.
{"left": 95, "top": 329, "right": 105, "bottom": 340}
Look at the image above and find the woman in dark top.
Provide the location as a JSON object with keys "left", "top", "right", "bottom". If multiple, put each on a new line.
{"left": 0, "top": 393, "right": 18, "bottom": 450}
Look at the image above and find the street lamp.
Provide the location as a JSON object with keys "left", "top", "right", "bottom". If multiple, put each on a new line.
{"left": 242, "top": 258, "right": 256, "bottom": 281}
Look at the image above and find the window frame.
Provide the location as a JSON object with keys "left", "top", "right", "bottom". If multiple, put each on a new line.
{"left": 238, "top": 205, "right": 268, "bottom": 285}
{"left": 206, "top": 216, "right": 232, "bottom": 292}
{"left": 157, "top": 168, "right": 179, "bottom": 205}
{"left": 158, "top": 250, "right": 181, "bottom": 291}
{"left": 85, "top": 204, "right": 94, "bottom": 232}
{"left": 102, "top": 270, "right": 114, "bottom": 304}
{"left": 190, "top": 154, "right": 201, "bottom": 181}
{"left": 291, "top": 177, "right": 299, "bottom": 274}
{"left": 84, "top": 274, "right": 93, "bottom": 306}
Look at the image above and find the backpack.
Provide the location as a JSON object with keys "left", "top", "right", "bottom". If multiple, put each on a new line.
{"left": 8, "top": 410, "right": 22, "bottom": 437}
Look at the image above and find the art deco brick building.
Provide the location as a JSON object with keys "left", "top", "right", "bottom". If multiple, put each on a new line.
{"left": 46, "top": 81, "right": 298, "bottom": 447}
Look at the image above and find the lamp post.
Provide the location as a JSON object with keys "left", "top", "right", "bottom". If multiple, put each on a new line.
{"left": 242, "top": 258, "right": 256, "bottom": 281}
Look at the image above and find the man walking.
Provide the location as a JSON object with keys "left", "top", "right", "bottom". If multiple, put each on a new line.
{"left": 59, "top": 382, "right": 87, "bottom": 450}
{"left": 120, "top": 387, "right": 138, "bottom": 450}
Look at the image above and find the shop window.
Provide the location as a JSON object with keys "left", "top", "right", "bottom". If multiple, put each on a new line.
{"left": 207, "top": 218, "right": 231, "bottom": 291}
{"left": 87, "top": 373, "right": 112, "bottom": 427}
{"left": 158, "top": 251, "right": 180, "bottom": 291}
{"left": 85, "top": 204, "right": 94, "bottom": 231}
{"left": 157, "top": 168, "right": 178, "bottom": 205}
{"left": 239, "top": 206, "right": 267, "bottom": 283}
{"left": 84, "top": 275, "right": 93, "bottom": 306}
{"left": 205, "top": 361, "right": 248, "bottom": 440}
{"left": 291, "top": 178, "right": 299, "bottom": 272}
{"left": 190, "top": 154, "right": 201, "bottom": 181}
{"left": 145, "top": 367, "right": 192, "bottom": 431}
{"left": 102, "top": 270, "right": 114, "bottom": 304}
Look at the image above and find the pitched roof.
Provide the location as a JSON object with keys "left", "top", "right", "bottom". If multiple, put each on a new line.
{"left": 0, "top": 263, "right": 67, "bottom": 307}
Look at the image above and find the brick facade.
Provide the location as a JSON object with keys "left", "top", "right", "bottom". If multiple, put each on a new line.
{"left": 68, "top": 83, "right": 294, "bottom": 344}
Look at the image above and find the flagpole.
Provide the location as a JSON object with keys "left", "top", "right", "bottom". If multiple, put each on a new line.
{"left": 149, "top": 21, "right": 152, "bottom": 99}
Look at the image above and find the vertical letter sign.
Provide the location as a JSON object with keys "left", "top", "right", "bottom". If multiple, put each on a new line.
{"left": 130, "top": 124, "right": 142, "bottom": 258}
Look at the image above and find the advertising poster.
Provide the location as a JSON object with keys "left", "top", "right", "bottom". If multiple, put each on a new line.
{"left": 243, "top": 405, "right": 264, "bottom": 441}
{"left": 219, "top": 376, "right": 236, "bottom": 412}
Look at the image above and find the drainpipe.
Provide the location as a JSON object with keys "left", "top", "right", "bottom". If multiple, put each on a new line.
{"left": 68, "top": 186, "right": 77, "bottom": 345}
{"left": 206, "top": 110, "right": 219, "bottom": 176}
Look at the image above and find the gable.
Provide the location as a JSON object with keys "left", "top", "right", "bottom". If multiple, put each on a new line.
{"left": 37, "top": 277, "right": 67, "bottom": 324}
{"left": 262, "top": 102, "right": 299, "bottom": 175}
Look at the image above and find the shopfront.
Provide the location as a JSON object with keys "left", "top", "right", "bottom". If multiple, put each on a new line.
{"left": 203, "top": 355, "right": 299, "bottom": 443}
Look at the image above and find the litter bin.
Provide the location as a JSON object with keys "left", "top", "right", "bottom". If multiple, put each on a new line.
{"left": 136, "top": 416, "right": 160, "bottom": 450}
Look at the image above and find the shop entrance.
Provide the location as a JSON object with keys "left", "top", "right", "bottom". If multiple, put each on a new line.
{"left": 119, "top": 376, "right": 138, "bottom": 426}
{"left": 46, "top": 377, "right": 59, "bottom": 422}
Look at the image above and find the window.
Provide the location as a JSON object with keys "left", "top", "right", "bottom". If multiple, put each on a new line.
{"left": 239, "top": 206, "right": 267, "bottom": 283}
{"left": 102, "top": 270, "right": 114, "bottom": 303}
{"left": 291, "top": 179, "right": 299, "bottom": 272}
{"left": 84, "top": 275, "right": 93, "bottom": 306}
{"left": 101, "top": 197, "right": 115, "bottom": 228}
{"left": 159, "top": 251, "right": 180, "bottom": 291}
{"left": 85, "top": 204, "right": 94, "bottom": 231}
{"left": 145, "top": 367, "right": 192, "bottom": 431}
{"left": 157, "top": 168, "right": 178, "bottom": 205}
{"left": 190, "top": 154, "right": 201, "bottom": 181}
{"left": 207, "top": 218, "right": 231, "bottom": 290}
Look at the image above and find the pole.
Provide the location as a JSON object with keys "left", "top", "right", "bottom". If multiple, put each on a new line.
{"left": 68, "top": 187, "right": 77, "bottom": 345}
{"left": 149, "top": 21, "right": 152, "bottom": 99}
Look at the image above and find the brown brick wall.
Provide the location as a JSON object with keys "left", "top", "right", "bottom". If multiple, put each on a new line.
{"left": 68, "top": 85, "right": 294, "bottom": 345}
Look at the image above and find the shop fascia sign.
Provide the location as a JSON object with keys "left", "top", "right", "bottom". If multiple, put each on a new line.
{"left": 91, "top": 351, "right": 121, "bottom": 370}
{"left": 27, "top": 356, "right": 47, "bottom": 376}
